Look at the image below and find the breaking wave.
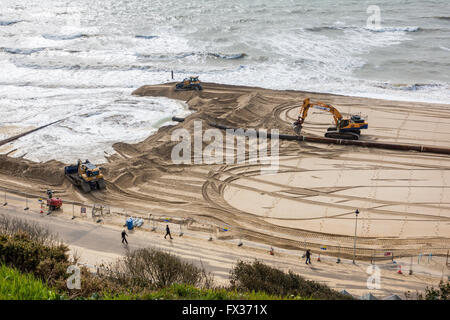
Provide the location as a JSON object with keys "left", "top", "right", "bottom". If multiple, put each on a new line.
{"left": 2, "top": 47, "right": 46, "bottom": 55}
{"left": 305, "top": 25, "right": 421, "bottom": 33}
{"left": 42, "top": 33, "right": 88, "bottom": 40}
{"left": 375, "top": 83, "right": 446, "bottom": 91}
{"left": 0, "top": 20, "right": 21, "bottom": 26}
{"left": 135, "top": 35, "right": 159, "bottom": 39}
{"left": 136, "top": 52, "right": 247, "bottom": 61}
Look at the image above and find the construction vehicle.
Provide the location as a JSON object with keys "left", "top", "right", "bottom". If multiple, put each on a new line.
{"left": 64, "top": 159, "right": 106, "bottom": 193}
{"left": 47, "top": 197, "right": 62, "bottom": 211}
{"left": 175, "top": 76, "right": 203, "bottom": 91}
{"left": 292, "top": 98, "right": 368, "bottom": 140}
{"left": 45, "top": 189, "right": 62, "bottom": 211}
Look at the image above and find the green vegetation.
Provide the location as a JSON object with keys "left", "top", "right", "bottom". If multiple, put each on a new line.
{"left": 99, "top": 284, "right": 310, "bottom": 300}
{"left": 421, "top": 281, "right": 450, "bottom": 300}
{"left": 405, "top": 281, "right": 450, "bottom": 300}
{"left": 0, "top": 264, "right": 62, "bottom": 300}
{"left": 0, "top": 213, "right": 347, "bottom": 300}
{"left": 230, "top": 260, "right": 353, "bottom": 300}
{"left": 6, "top": 213, "right": 446, "bottom": 301}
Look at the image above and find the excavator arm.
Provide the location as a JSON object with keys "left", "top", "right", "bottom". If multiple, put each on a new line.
{"left": 295, "top": 98, "right": 343, "bottom": 127}
{"left": 292, "top": 98, "right": 367, "bottom": 140}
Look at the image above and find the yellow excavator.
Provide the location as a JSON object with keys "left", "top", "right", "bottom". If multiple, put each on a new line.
{"left": 292, "top": 98, "right": 368, "bottom": 140}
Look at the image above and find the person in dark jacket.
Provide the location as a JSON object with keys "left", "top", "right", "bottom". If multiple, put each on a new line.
{"left": 305, "top": 249, "right": 311, "bottom": 264}
{"left": 121, "top": 230, "right": 128, "bottom": 245}
{"left": 164, "top": 225, "right": 173, "bottom": 240}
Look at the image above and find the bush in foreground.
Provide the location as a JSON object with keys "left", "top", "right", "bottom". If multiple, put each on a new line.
{"left": 100, "top": 283, "right": 311, "bottom": 300}
{"left": 406, "top": 281, "right": 450, "bottom": 300}
{"left": 229, "top": 260, "right": 353, "bottom": 300}
{"left": 104, "top": 248, "right": 214, "bottom": 291}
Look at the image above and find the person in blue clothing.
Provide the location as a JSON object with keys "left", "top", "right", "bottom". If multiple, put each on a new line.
{"left": 305, "top": 249, "right": 311, "bottom": 264}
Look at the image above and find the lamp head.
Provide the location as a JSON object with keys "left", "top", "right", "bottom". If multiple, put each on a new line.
{"left": 355, "top": 209, "right": 360, "bottom": 215}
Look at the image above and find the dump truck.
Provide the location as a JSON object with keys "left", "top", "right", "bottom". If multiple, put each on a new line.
{"left": 64, "top": 159, "right": 106, "bottom": 193}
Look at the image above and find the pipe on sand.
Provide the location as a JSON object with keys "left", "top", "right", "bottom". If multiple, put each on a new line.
{"left": 0, "top": 119, "right": 65, "bottom": 147}
{"left": 171, "top": 117, "right": 450, "bottom": 156}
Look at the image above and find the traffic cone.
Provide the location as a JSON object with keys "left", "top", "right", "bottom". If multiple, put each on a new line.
{"left": 397, "top": 265, "right": 403, "bottom": 274}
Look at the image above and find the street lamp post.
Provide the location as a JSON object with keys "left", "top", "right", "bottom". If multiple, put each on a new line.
{"left": 353, "top": 209, "right": 359, "bottom": 264}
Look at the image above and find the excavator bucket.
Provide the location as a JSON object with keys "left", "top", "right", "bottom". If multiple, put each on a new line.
{"left": 292, "top": 122, "right": 302, "bottom": 136}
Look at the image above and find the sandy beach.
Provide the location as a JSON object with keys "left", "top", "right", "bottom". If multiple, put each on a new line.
{"left": 1, "top": 82, "right": 449, "bottom": 297}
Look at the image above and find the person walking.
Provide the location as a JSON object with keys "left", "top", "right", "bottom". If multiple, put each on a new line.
{"left": 305, "top": 249, "right": 311, "bottom": 264}
{"left": 121, "top": 230, "right": 128, "bottom": 245}
{"left": 164, "top": 224, "right": 173, "bottom": 240}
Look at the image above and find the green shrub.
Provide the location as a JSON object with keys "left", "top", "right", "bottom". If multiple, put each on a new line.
{"left": 229, "top": 260, "right": 352, "bottom": 300}
{"left": 0, "top": 264, "right": 63, "bottom": 300}
{"left": 0, "top": 231, "right": 69, "bottom": 287}
{"left": 416, "top": 281, "right": 449, "bottom": 300}
{"left": 99, "top": 283, "right": 308, "bottom": 300}
{"left": 106, "top": 248, "right": 214, "bottom": 290}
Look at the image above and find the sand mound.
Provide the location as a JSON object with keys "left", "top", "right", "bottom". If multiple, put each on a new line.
{"left": 0, "top": 155, "right": 64, "bottom": 185}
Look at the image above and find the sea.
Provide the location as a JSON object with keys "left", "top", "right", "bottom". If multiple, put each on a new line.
{"left": 0, "top": 0, "right": 449, "bottom": 163}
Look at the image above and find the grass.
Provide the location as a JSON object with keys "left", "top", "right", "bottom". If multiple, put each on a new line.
{"left": 0, "top": 264, "right": 62, "bottom": 300}
{"left": 99, "top": 283, "right": 312, "bottom": 300}
{"left": 0, "top": 263, "right": 310, "bottom": 301}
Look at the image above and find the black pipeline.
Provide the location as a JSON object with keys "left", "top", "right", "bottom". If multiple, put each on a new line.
{"left": 171, "top": 116, "right": 450, "bottom": 156}
{"left": 0, "top": 119, "right": 65, "bottom": 147}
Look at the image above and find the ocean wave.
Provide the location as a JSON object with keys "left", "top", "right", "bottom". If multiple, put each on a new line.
{"left": 440, "top": 46, "right": 450, "bottom": 52}
{"left": 375, "top": 83, "right": 445, "bottom": 91}
{"left": 0, "top": 20, "right": 21, "bottom": 26}
{"left": 137, "top": 52, "right": 247, "bottom": 61}
{"left": 305, "top": 25, "right": 421, "bottom": 33}
{"left": 1, "top": 47, "right": 46, "bottom": 55}
{"left": 135, "top": 35, "right": 159, "bottom": 39}
{"left": 42, "top": 33, "right": 88, "bottom": 40}
{"left": 367, "top": 26, "right": 420, "bottom": 33}
{"left": 14, "top": 61, "right": 155, "bottom": 71}
{"left": 433, "top": 16, "right": 450, "bottom": 20}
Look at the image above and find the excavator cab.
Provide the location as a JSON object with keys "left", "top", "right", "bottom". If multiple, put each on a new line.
{"left": 351, "top": 114, "right": 365, "bottom": 123}
{"left": 339, "top": 119, "right": 350, "bottom": 128}
{"left": 78, "top": 159, "right": 102, "bottom": 181}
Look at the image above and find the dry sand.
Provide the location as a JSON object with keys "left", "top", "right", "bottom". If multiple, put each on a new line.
{"left": 0, "top": 82, "right": 449, "bottom": 297}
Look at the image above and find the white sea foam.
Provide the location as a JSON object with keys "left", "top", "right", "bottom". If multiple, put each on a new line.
{"left": 1, "top": 87, "right": 190, "bottom": 163}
